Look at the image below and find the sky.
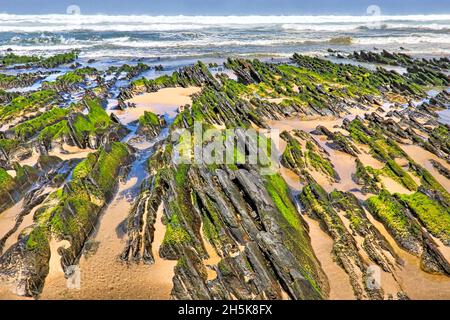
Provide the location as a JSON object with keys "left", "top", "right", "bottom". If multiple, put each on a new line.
{"left": 0, "top": 0, "right": 449, "bottom": 15}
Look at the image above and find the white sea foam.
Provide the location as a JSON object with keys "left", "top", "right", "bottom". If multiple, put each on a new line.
{"left": 0, "top": 14, "right": 448, "bottom": 59}
{"left": 282, "top": 23, "right": 450, "bottom": 32}
{"left": 354, "top": 34, "right": 450, "bottom": 45}
{"left": 0, "top": 14, "right": 450, "bottom": 32}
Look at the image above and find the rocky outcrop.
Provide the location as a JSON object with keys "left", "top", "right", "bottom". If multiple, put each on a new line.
{"left": 0, "top": 143, "right": 134, "bottom": 297}
{"left": 159, "top": 164, "right": 329, "bottom": 300}
{"left": 311, "top": 125, "right": 360, "bottom": 157}
{"left": 0, "top": 72, "right": 47, "bottom": 90}
{"left": 0, "top": 164, "right": 39, "bottom": 214}
{"left": 137, "top": 111, "right": 165, "bottom": 139}
{"left": 430, "top": 159, "right": 450, "bottom": 179}
{"left": 366, "top": 190, "right": 450, "bottom": 275}
{"left": 121, "top": 145, "right": 168, "bottom": 264}
{"left": 280, "top": 130, "right": 340, "bottom": 182}
{"left": 299, "top": 176, "right": 385, "bottom": 299}
{"left": 352, "top": 159, "right": 380, "bottom": 195}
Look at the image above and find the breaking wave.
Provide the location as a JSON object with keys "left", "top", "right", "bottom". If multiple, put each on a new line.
{"left": 0, "top": 14, "right": 449, "bottom": 59}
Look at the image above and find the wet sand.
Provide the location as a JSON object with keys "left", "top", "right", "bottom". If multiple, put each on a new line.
{"left": 40, "top": 159, "right": 176, "bottom": 300}
{"left": 302, "top": 214, "right": 355, "bottom": 300}
{"left": 400, "top": 144, "right": 450, "bottom": 192}
{"left": 48, "top": 144, "right": 94, "bottom": 161}
{"left": 365, "top": 209, "right": 450, "bottom": 299}
{"left": 19, "top": 151, "right": 40, "bottom": 167}
{"left": 2, "top": 205, "right": 35, "bottom": 253}
{"left": 379, "top": 176, "right": 415, "bottom": 195}
{"left": 272, "top": 113, "right": 450, "bottom": 300}
{"left": 119, "top": 86, "right": 201, "bottom": 123}
{"left": 0, "top": 201, "right": 24, "bottom": 241}
{"left": 278, "top": 167, "right": 355, "bottom": 300}
{"left": 199, "top": 224, "right": 221, "bottom": 281}
{"left": 315, "top": 136, "right": 361, "bottom": 194}
{"left": 268, "top": 117, "right": 343, "bottom": 134}
{"left": 356, "top": 143, "right": 385, "bottom": 170}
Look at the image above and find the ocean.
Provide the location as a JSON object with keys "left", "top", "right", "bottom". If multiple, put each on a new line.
{"left": 0, "top": 14, "right": 449, "bottom": 63}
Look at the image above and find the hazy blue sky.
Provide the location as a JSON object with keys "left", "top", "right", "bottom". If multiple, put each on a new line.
{"left": 0, "top": 0, "right": 448, "bottom": 15}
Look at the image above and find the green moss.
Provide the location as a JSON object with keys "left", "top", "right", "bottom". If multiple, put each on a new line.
{"left": 139, "top": 111, "right": 160, "bottom": 127}
{"left": 0, "top": 90, "right": 57, "bottom": 122}
{"left": 265, "top": 173, "right": 302, "bottom": 232}
{"left": 175, "top": 163, "right": 190, "bottom": 186}
{"left": 163, "top": 212, "right": 192, "bottom": 245}
{"left": 201, "top": 214, "right": 220, "bottom": 245}
{"left": 14, "top": 164, "right": 37, "bottom": 182}
{"left": 26, "top": 226, "right": 48, "bottom": 251}
{"left": 305, "top": 141, "right": 338, "bottom": 180}
{"left": 12, "top": 107, "right": 69, "bottom": 140}
{"left": 330, "top": 190, "right": 366, "bottom": 233}
{"left": 0, "top": 72, "right": 43, "bottom": 90}
{"left": 93, "top": 142, "right": 130, "bottom": 193}
{"left": 354, "top": 159, "right": 380, "bottom": 194}
{"left": 0, "top": 168, "right": 14, "bottom": 191}
{"left": 132, "top": 61, "right": 213, "bottom": 91}
{"left": 0, "top": 138, "right": 19, "bottom": 154}
{"left": 366, "top": 190, "right": 421, "bottom": 240}
{"left": 412, "top": 164, "right": 450, "bottom": 205}
{"left": 52, "top": 67, "right": 97, "bottom": 85}
{"left": 429, "top": 125, "right": 450, "bottom": 154}
{"left": 0, "top": 51, "right": 78, "bottom": 68}
{"left": 0, "top": 53, "right": 40, "bottom": 66}
{"left": 264, "top": 173, "right": 325, "bottom": 298}
{"left": 58, "top": 198, "right": 98, "bottom": 236}
{"left": 281, "top": 132, "right": 305, "bottom": 173}
{"left": 291, "top": 53, "right": 425, "bottom": 97}
{"left": 72, "top": 153, "right": 97, "bottom": 180}
{"left": 38, "top": 120, "right": 69, "bottom": 142}
{"left": 218, "top": 260, "right": 232, "bottom": 276}
{"left": 38, "top": 51, "right": 79, "bottom": 68}
{"left": 400, "top": 192, "right": 450, "bottom": 244}
{"left": 71, "top": 97, "right": 111, "bottom": 142}
{"left": 382, "top": 160, "right": 418, "bottom": 191}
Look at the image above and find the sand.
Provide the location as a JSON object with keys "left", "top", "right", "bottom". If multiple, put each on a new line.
{"left": 19, "top": 151, "right": 40, "bottom": 167}
{"left": 379, "top": 176, "right": 415, "bottom": 195}
{"left": 118, "top": 86, "right": 201, "bottom": 124}
{"left": 267, "top": 117, "right": 343, "bottom": 134}
{"left": 278, "top": 167, "right": 355, "bottom": 300}
{"left": 48, "top": 144, "right": 94, "bottom": 161}
{"left": 356, "top": 143, "right": 385, "bottom": 170}
{"left": 400, "top": 144, "right": 450, "bottom": 192}
{"left": 301, "top": 214, "right": 355, "bottom": 300}
{"left": 365, "top": 210, "right": 450, "bottom": 300}
{"left": 2, "top": 205, "right": 35, "bottom": 253}
{"left": 40, "top": 159, "right": 176, "bottom": 300}
{"left": 315, "top": 136, "right": 361, "bottom": 193}
{"left": 0, "top": 200, "right": 24, "bottom": 241}
{"left": 199, "top": 224, "right": 221, "bottom": 281}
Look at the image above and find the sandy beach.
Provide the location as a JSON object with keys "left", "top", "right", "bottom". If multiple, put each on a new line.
{"left": 119, "top": 86, "right": 201, "bottom": 123}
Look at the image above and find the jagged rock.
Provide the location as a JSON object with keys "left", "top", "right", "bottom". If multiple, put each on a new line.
{"left": 430, "top": 159, "right": 450, "bottom": 179}
{"left": 311, "top": 125, "right": 360, "bottom": 157}
{"left": 352, "top": 159, "right": 380, "bottom": 195}
{"left": 299, "top": 176, "right": 385, "bottom": 299}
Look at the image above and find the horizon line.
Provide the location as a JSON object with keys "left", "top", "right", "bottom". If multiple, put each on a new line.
{"left": 1, "top": 13, "right": 450, "bottom": 16}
